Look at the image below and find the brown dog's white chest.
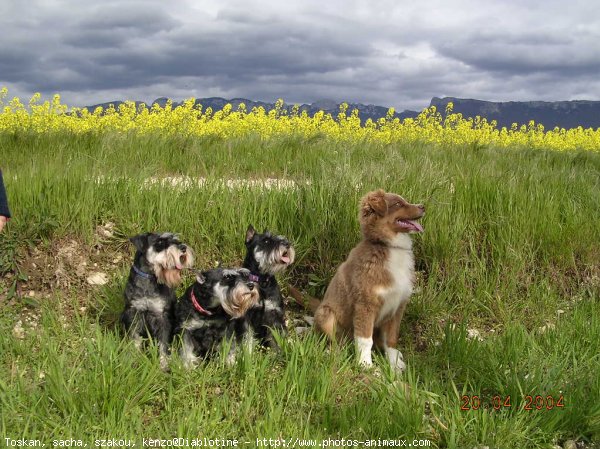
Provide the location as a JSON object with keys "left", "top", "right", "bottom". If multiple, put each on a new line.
{"left": 374, "top": 246, "right": 414, "bottom": 324}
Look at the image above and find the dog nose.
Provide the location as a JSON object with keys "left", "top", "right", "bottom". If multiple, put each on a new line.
{"left": 247, "top": 282, "right": 255, "bottom": 290}
{"left": 179, "top": 244, "right": 187, "bottom": 252}
{"left": 283, "top": 241, "right": 290, "bottom": 248}
{"left": 417, "top": 204, "right": 425, "bottom": 212}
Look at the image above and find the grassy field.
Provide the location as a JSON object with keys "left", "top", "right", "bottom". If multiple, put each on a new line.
{"left": 1, "top": 131, "right": 599, "bottom": 448}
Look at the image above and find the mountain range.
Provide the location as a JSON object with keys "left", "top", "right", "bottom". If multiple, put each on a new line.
{"left": 84, "top": 97, "right": 600, "bottom": 129}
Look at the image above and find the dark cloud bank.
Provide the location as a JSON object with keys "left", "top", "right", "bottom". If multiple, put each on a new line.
{"left": 1, "top": 0, "right": 599, "bottom": 114}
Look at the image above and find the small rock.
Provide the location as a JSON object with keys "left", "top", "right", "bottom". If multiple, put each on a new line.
{"left": 28, "top": 290, "right": 35, "bottom": 297}
{"left": 38, "top": 371, "right": 45, "bottom": 380}
{"left": 112, "top": 255, "right": 123, "bottom": 264}
{"left": 87, "top": 272, "right": 108, "bottom": 285}
{"left": 563, "top": 440, "right": 577, "bottom": 449}
{"left": 303, "top": 315, "right": 314, "bottom": 326}
{"left": 557, "top": 309, "right": 565, "bottom": 315}
{"left": 99, "top": 229, "right": 113, "bottom": 238}
{"left": 539, "top": 323, "right": 555, "bottom": 333}
{"left": 295, "top": 326, "right": 309, "bottom": 335}
{"left": 467, "top": 329, "right": 483, "bottom": 341}
{"left": 97, "top": 222, "right": 115, "bottom": 238}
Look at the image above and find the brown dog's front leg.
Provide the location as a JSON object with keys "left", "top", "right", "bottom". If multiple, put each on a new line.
{"left": 353, "top": 302, "right": 377, "bottom": 367}
{"left": 378, "top": 302, "right": 408, "bottom": 372}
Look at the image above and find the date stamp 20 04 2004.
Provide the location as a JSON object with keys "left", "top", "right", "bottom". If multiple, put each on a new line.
{"left": 461, "top": 394, "right": 565, "bottom": 411}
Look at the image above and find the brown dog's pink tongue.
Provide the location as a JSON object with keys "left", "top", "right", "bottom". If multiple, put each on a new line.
{"left": 408, "top": 220, "right": 424, "bottom": 232}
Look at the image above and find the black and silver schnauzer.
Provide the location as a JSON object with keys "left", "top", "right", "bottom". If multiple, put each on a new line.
{"left": 174, "top": 268, "right": 260, "bottom": 367}
{"left": 121, "top": 232, "right": 194, "bottom": 369}
{"left": 243, "top": 225, "right": 295, "bottom": 350}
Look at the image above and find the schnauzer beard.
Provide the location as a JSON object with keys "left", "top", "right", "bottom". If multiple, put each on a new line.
{"left": 156, "top": 267, "right": 182, "bottom": 288}
{"left": 149, "top": 245, "right": 195, "bottom": 288}
{"left": 216, "top": 284, "right": 259, "bottom": 318}
{"left": 254, "top": 245, "right": 295, "bottom": 275}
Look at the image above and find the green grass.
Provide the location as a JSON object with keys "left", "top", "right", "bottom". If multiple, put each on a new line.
{"left": 1, "top": 131, "right": 599, "bottom": 448}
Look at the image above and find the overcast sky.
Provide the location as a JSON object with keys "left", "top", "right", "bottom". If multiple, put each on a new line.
{"left": 1, "top": 0, "right": 599, "bottom": 111}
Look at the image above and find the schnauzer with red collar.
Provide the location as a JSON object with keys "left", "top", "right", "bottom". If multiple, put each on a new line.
{"left": 174, "top": 268, "right": 259, "bottom": 367}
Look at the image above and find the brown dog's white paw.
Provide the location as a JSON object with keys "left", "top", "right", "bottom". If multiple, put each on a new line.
{"left": 355, "top": 336, "right": 374, "bottom": 367}
{"left": 385, "top": 347, "right": 406, "bottom": 372}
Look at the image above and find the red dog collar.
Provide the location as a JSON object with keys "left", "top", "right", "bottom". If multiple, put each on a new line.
{"left": 190, "top": 290, "right": 212, "bottom": 316}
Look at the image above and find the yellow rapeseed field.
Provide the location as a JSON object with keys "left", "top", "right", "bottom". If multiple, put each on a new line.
{"left": 1, "top": 87, "right": 599, "bottom": 151}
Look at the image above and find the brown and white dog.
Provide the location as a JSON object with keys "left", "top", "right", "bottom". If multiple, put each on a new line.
{"left": 291, "top": 189, "right": 424, "bottom": 372}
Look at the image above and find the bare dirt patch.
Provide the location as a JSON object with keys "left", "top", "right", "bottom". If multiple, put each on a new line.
{"left": 3, "top": 222, "right": 129, "bottom": 306}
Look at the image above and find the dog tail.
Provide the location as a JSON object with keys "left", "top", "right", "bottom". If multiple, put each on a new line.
{"left": 287, "top": 285, "right": 321, "bottom": 313}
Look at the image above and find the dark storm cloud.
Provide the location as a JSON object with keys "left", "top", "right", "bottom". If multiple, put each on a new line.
{"left": 436, "top": 30, "right": 600, "bottom": 76}
{"left": 1, "top": 0, "right": 599, "bottom": 110}
{"left": 93, "top": 30, "right": 370, "bottom": 82}
{"left": 1, "top": 1, "right": 180, "bottom": 91}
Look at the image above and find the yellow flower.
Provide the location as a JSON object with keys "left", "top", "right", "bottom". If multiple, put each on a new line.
{"left": 0, "top": 87, "right": 598, "bottom": 152}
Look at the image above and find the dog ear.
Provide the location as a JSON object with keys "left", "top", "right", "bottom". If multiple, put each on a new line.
{"left": 361, "top": 189, "right": 388, "bottom": 217}
{"left": 245, "top": 225, "right": 256, "bottom": 243}
{"left": 195, "top": 272, "right": 206, "bottom": 284}
{"left": 129, "top": 233, "right": 150, "bottom": 251}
